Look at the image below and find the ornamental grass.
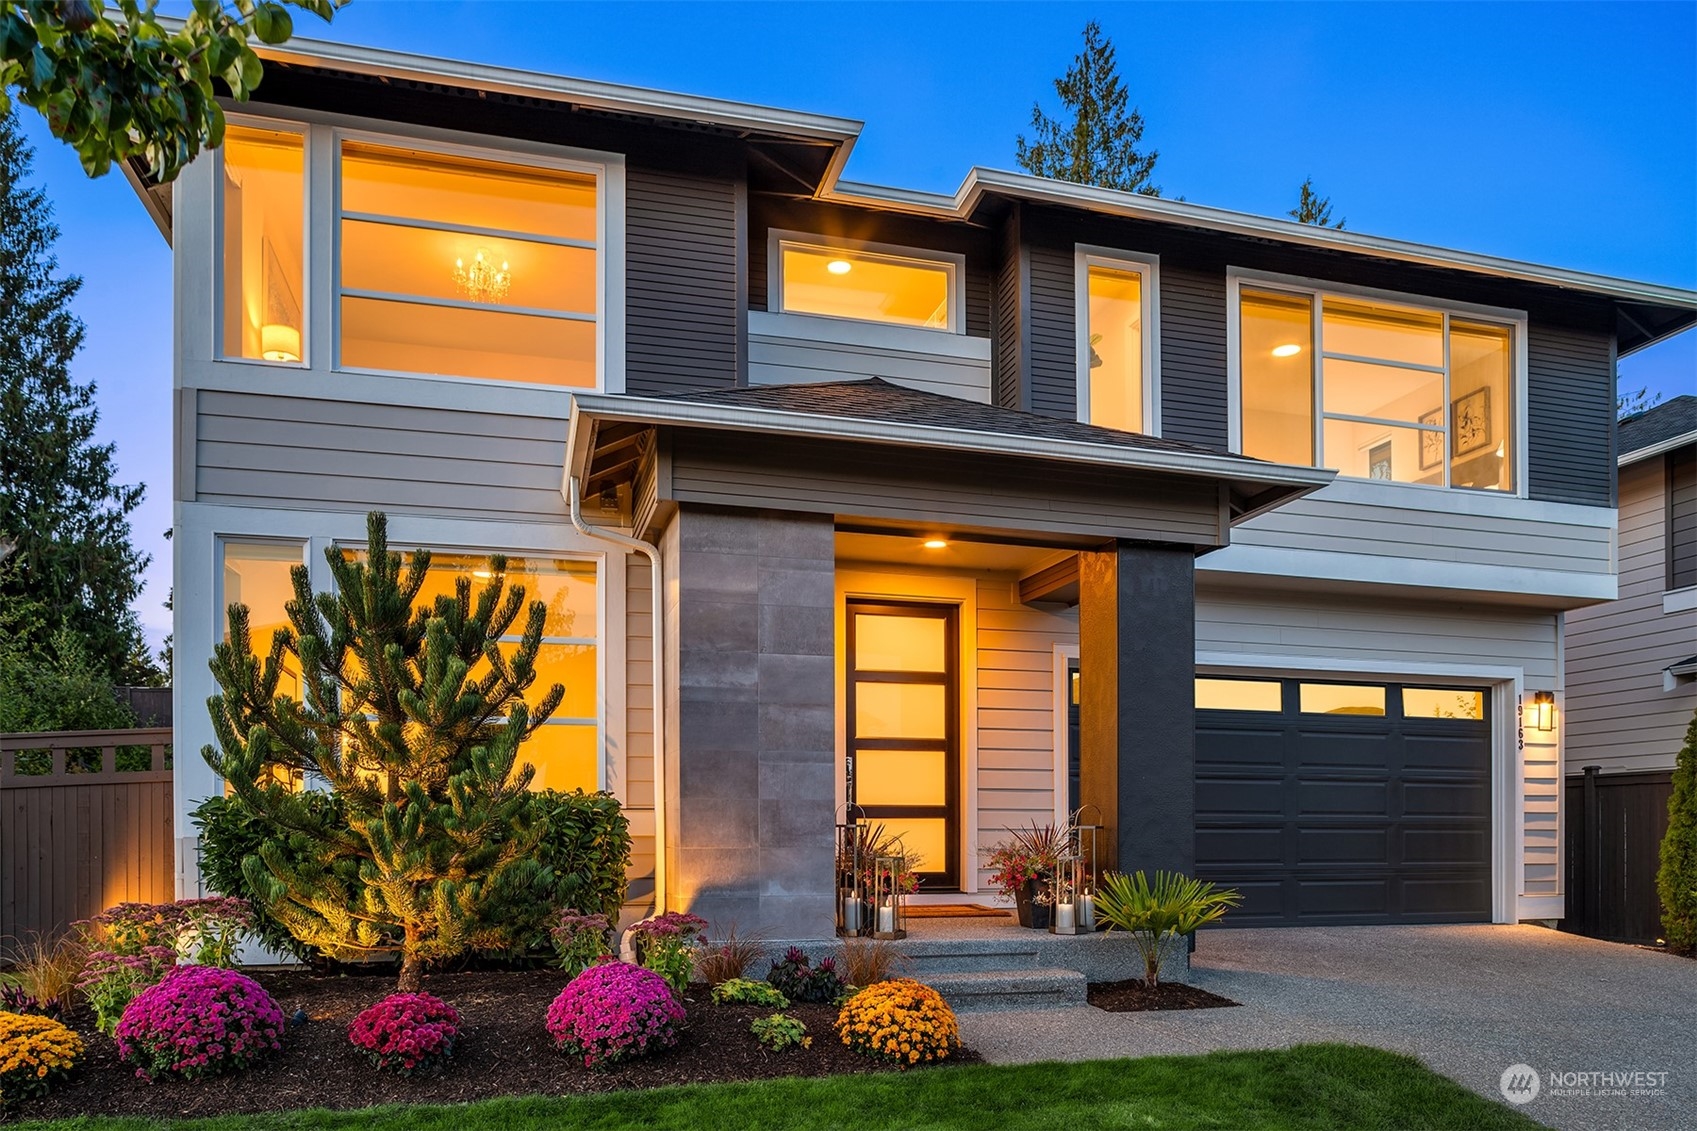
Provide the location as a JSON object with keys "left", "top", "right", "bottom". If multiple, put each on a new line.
{"left": 835, "top": 978, "right": 960, "bottom": 1067}
{"left": 0, "top": 1011, "right": 83, "bottom": 1107}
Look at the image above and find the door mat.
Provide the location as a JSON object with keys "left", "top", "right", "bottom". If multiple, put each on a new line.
{"left": 904, "top": 904, "right": 1010, "bottom": 919}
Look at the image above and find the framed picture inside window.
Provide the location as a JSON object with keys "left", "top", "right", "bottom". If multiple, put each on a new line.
{"left": 1418, "top": 407, "right": 1444, "bottom": 470}
{"left": 1452, "top": 386, "right": 1492, "bottom": 457}
{"left": 1368, "top": 440, "right": 1393, "bottom": 481}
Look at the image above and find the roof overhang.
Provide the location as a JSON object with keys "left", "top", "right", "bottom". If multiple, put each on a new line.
{"left": 1621, "top": 429, "right": 1697, "bottom": 467}
{"left": 566, "top": 391, "right": 1334, "bottom": 528}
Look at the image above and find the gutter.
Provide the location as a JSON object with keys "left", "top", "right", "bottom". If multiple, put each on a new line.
{"left": 1619, "top": 429, "right": 1697, "bottom": 467}
{"left": 566, "top": 476, "right": 667, "bottom": 919}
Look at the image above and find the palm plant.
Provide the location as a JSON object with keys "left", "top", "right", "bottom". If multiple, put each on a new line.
{"left": 1094, "top": 870, "right": 1241, "bottom": 988}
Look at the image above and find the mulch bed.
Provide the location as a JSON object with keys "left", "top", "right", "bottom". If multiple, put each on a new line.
{"left": 14, "top": 969, "right": 982, "bottom": 1121}
{"left": 1086, "top": 979, "right": 1240, "bottom": 1013}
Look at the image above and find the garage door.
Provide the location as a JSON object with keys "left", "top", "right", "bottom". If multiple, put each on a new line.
{"left": 1195, "top": 677, "right": 1491, "bottom": 926}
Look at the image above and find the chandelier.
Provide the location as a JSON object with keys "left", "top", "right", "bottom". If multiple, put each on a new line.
{"left": 453, "top": 249, "right": 511, "bottom": 304}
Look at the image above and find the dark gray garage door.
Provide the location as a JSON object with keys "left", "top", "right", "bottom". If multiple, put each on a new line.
{"left": 1195, "top": 677, "right": 1491, "bottom": 926}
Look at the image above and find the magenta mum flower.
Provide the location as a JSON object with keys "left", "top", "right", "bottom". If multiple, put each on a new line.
{"left": 348, "top": 992, "right": 461, "bottom": 1074}
{"left": 545, "top": 961, "right": 683, "bottom": 1069}
{"left": 114, "top": 966, "right": 284, "bottom": 1081}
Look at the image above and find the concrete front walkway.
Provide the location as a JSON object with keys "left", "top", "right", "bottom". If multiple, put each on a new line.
{"left": 955, "top": 925, "right": 1697, "bottom": 1131}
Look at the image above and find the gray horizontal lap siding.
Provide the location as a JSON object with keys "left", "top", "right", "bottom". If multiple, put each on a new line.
{"left": 1156, "top": 265, "right": 1229, "bottom": 449}
{"left": 993, "top": 211, "right": 1025, "bottom": 410}
{"left": 1526, "top": 323, "right": 1616, "bottom": 507}
{"left": 625, "top": 167, "right": 741, "bottom": 396}
{"left": 1026, "top": 242, "right": 1075, "bottom": 419}
{"left": 194, "top": 390, "right": 569, "bottom": 518}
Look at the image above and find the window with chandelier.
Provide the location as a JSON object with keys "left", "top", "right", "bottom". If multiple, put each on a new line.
{"left": 337, "top": 140, "right": 601, "bottom": 386}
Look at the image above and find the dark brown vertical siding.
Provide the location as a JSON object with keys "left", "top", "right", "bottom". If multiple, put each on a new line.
{"left": 1158, "top": 264, "right": 1230, "bottom": 450}
{"left": 1027, "top": 242, "right": 1076, "bottom": 418}
{"left": 1527, "top": 322, "right": 1616, "bottom": 506}
{"left": 625, "top": 167, "right": 741, "bottom": 396}
{"left": 992, "top": 209, "right": 1026, "bottom": 410}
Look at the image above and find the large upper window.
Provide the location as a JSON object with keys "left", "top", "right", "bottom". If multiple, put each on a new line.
{"left": 1077, "top": 253, "right": 1154, "bottom": 433}
{"left": 774, "top": 237, "right": 959, "bottom": 331}
{"left": 338, "top": 141, "right": 600, "bottom": 385}
{"left": 1238, "top": 284, "right": 1516, "bottom": 491}
{"left": 220, "top": 126, "right": 305, "bottom": 363}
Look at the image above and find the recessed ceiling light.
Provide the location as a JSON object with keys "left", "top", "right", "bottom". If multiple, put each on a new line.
{"left": 1271, "top": 343, "right": 1303, "bottom": 358}
{"left": 923, "top": 539, "right": 948, "bottom": 550}
{"left": 827, "top": 259, "right": 853, "bottom": 275}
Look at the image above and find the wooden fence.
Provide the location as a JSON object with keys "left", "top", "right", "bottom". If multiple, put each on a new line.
{"left": 1562, "top": 767, "right": 1674, "bottom": 945}
{"left": 1, "top": 729, "right": 174, "bottom": 955}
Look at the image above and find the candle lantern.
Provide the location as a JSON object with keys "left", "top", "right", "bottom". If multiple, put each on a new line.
{"left": 1050, "top": 851, "right": 1085, "bottom": 935}
{"left": 834, "top": 805, "right": 871, "bottom": 937}
{"left": 1071, "top": 806, "right": 1103, "bottom": 931}
{"left": 871, "top": 848, "right": 909, "bottom": 940}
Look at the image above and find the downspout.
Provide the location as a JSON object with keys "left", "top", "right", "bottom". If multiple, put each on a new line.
{"left": 568, "top": 476, "right": 667, "bottom": 917}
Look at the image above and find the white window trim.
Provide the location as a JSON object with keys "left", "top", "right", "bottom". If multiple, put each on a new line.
{"left": 1226, "top": 267, "right": 1530, "bottom": 498}
{"left": 207, "top": 106, "right": 625, "bottom": 395}
{"left": 212, "top": 116, "right": 311, "bottom": 370}
{"left": 1074, "top": 245, "right": 1161, "bottom": 436}
{"left": 767, "top": 227, "right": 966, "bottom": 334}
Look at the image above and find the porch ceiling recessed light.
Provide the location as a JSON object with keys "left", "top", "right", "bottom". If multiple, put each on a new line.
{"left": 922, "top": 539, "right": 948, "bottom": 550}
{"left": 826, "top": 259, "right": 853, "bottom": 275}
{"left": 1271, "top": 343, "right": 1303, "bottom": 358}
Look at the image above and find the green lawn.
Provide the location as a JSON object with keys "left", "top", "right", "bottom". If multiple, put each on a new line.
{"left": 15, "top": 1044, "right": 1539, "bottom": 1131}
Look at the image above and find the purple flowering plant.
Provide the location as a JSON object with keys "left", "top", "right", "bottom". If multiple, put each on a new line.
{"left": 627, "top": 911, "right": 708, "bottom": 994}
{"left": 545, "top": 961, "right": 684, "bottom": 1069}
{"left": 348, "top": 992, "right": 461, "bottom": 1074}
{"left": 114, "top": 965, "right": 285, "bottom": 1081}
{"left": 548, "top": 911, "right": 612, "bottom": 979}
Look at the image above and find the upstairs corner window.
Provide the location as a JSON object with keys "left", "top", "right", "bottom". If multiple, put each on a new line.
{"left": 220, "top": 125, "right": 305, "bottom": 363}
{"left": 1079, "top": 255, "right": 1153, "bottom": 433}
{"left": 338, "top": 141, "right": 600, "bottom": 386}
{"left": 776, "top": 239, "right": 958, "bottom": 331}
{"left": 221, "top": 541, "right": 307, "bottom": 699}
{"left": 1238, "top": 284, "right": 1516, "bottom": 491}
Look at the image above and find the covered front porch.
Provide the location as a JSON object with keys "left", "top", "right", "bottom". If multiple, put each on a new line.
{"left": 565, "top": 378, "right": 1332, "bottom": 943}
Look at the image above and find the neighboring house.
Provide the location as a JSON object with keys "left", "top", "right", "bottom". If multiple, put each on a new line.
{"left": 1562, "top": 396, "right": 1697, "bottom": 940}
{"left": 122, "top": 34, "right": 1696, "bottom": 938}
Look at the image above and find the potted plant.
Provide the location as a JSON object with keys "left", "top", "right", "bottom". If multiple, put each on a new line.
{"left": 984, "top": 821, "right": 1068, "bottom": 929}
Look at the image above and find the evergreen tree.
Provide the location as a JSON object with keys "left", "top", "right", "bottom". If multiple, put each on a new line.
{"left": 204, "top": 512, "right": 564, "bottom": 991}
{"left": 1289, "top": 176, "right": 1345, "bottom": 229}
{"left": 1658, "top": 708, "right": 1697, "bottom": 953}
{"left": 1016, "top": 20, "right": 1163, "bottom": 196}
{"left": 0, "top": 110, "right": 155, "bottom": 685}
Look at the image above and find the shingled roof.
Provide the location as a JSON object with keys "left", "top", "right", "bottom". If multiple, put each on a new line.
{"left": 1619, "top": 395, "right": 1697, "bottom": 461}
{"left": 662, "top": 378, "right": 1244, "bottom": 460}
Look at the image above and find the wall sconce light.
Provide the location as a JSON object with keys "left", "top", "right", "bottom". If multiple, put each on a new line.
{"left": 260, "top": 323, "right": 301, "bottom": 363}
{"left": 1532, "top": 690, "right": 1555, "bottom": 732}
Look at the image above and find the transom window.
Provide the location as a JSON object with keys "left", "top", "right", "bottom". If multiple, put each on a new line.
{"left": 1237, "top": 283, "right": 1517, "bottom": 491}
{"left": 1076, "top": 252, "right": 1156, "bottom": 434}
{"left": 338, "top": 141, "right": 600, "bottom": 386}
{"left": 773, "top": 236, "right": 960, "bottom": 331}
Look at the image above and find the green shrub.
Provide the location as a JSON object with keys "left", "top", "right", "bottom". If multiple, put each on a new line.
{"left": 193, "top": 787, "right": 631, "bottom": 964}
{"left": 1659, "top": 708, "right": 1697, "bottom": 953}
{"left": 750, "top": 1011, "right": 809, "bottom": 1052}
{"left": 711, "top": 978, "right": 788, "bottom": 1008}
{"left": 766, "top": 947, "right": 845, "bottom": 1004}
{"left": 1095, "top": 870, "right": 1241, "bottom": 988}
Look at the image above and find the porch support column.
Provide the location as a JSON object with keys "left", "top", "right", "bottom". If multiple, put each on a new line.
{"left": 662, "top": 504, "right": 837, "bottom": 939}
{"left": 1077, "top": 542, "right": 1196, "bottom": 876}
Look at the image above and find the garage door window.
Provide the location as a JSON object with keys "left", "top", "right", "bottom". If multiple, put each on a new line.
{"left": 1298, "top": 682, "right": 1386, "bottom": 716}
{"left": 1196, "top": 678, "right": 1282, "bottom": 712}
{"left": 1402, "top": 688, "right": 1485, "bottom": 720}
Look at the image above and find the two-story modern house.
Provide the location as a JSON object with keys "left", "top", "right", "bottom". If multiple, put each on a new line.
{"left": 1562, "top": 396, "right": 1697, "bottom": 941}
{"left": 126, "top": 33, "right": 1697, "bottom": 940}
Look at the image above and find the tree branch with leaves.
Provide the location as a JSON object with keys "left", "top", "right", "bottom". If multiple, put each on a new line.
{"left": 1289, "top": 175, "right": 1344, "bottom": 229}
{"left": 0, "top": 0, "right": 343, "bottom": 181}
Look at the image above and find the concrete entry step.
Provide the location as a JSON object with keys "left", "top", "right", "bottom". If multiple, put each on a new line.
{"left": 922, "top": 967, "right": 1089, "bottom": 1013}
{"left": 898, "top": 937, "right": 1045, "bottom": 975}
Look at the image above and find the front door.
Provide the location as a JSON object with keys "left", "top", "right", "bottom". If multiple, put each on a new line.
{"left": 845, "top": 600, "right": 960, "bottom": 889}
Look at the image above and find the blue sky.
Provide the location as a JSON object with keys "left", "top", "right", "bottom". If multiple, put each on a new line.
{"left": 17, "top": 0, "right": 1696, "bottom": 650}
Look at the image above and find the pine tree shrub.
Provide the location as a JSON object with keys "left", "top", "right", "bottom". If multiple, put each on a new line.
{"left": 545, "top": 962, "right": 683, "bottom": 1069}
{"left": 1658, "top": 709, "right": 1697, "bottom": 953}
{"left": 115, "top": 966, "right": 285, "bottom": 1081}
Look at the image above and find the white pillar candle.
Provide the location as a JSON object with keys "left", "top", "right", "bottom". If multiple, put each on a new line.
{"left": 1055, "top": 901, "right": 1076, "bottom": 932}
{"left": 843, "top": 896, "right": 862, "bottom": 932}
{"left": 878, "top": 901, "right": 895, "bottom": 934}
{"left": 1080, "top": 892, "right": 1096, "bottom": 930}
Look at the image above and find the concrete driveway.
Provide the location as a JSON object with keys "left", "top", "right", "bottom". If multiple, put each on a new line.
{"left": 956, "top": 925, "right": 1697, "bottom": 1131}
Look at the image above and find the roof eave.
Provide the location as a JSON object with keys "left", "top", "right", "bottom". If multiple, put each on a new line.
{"left": 1620, "top": 429, "right": 1697, "bottom": 466}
